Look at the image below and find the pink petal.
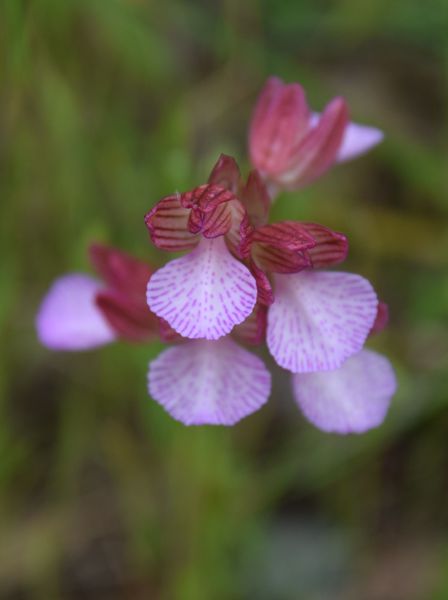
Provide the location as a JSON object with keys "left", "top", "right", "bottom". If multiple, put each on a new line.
{"left": 267, "top": 271, "right": 378, "bottom": 373}
{"left": 36, "top": 274, "right": 116, "bottom": 350}
{"left": 147, "top": 236, "right": 257, "bottom": 340}
{"left": 292, "top": 349, "right": 396, "bottom": 433}
{"left": 337, "top": 122, "right": 384, "bottom": 162}
{"left": 281, "top": 97, "right": 348, "bottom": 188}
{"left": 148, "top": 337, "right": 271, "bottom": 425}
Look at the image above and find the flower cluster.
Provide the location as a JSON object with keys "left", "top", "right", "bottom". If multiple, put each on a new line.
{"left": 36, "top": 77, "right": 396, "bottom": 433}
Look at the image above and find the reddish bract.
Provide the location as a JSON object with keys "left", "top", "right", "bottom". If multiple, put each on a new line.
{"left": 89, "top": 244, "right": 159, "bottom": 342}
{"left": 207, "top": 154, "right": 241, "bottom": 193}
{"left": 370, "top": 301, "right": 389, "bottom": 336}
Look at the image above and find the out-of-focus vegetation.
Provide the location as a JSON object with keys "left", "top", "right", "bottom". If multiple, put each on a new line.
{"left": 1, "top": 0, "right": 448, "bottom": 598}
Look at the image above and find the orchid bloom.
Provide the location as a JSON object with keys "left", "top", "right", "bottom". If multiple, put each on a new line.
{"left": 36, "top": 244, "right": 159, "bottom": 350}
{"left": 145, "top": 177, "right": 257, "bottom": 340}
{"left": 152, "top": 154, "right": 396, "bottom": 433}
{"left": 249, "top": 76, "right": 383, "bottom": 192}
{"left": 36, "top": 243, "right": 272, "bottom": 426}
{"left": 246, "top": 221, "right": 396, "bottom": 433}
{"left": 36, "top": 72, "right": 395, "bottom": 434}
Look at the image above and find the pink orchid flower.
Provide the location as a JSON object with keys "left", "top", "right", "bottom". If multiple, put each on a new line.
{"left": 36, "top": 125, "right": 396, "bottom": 434}
{"left": 249, "top": 76, "right": 383, "bottom": 191}
{"left": 36, "top": 243, "right": 272, "bottom": 426}
{"left": 36, "top": 244, "right": 159, "bottom": 349}
{"left": 145, "top": 177, "right": 257, "bottom": 340}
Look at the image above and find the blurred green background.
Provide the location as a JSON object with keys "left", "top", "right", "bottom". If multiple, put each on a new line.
{"left": 1, "top": 0, "right": 448, "bottom": 598}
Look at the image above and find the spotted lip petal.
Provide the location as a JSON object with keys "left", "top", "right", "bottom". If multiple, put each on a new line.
{"left": 267, "top": 271, "right": 378, "bottom": 373}
{"left": 36, "top": 274, "right": 116, "bottom": 350}
{"left": 147, "top": 236, "right": 257, "bottom": 340}
{"left": 148, "top": 338, "right": 271, "bottom": 425}
{"left": 292, "top": 349, "right": 396, "bottom": 434}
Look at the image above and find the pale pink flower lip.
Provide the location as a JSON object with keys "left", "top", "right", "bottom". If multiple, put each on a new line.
{"left": 266, "top": 271, "right": 378, "bottom": 373}
{"left": 147, "top": 236, "right": 257, "bottom": 340}
{"left": 36, "top": 274, "right": 117, "bottom": 351}
{"left": 292, "top": 349, "right": 396, "bottom": 434}
{"left": 148, "top": 337, "right": 271, "bottom": 426}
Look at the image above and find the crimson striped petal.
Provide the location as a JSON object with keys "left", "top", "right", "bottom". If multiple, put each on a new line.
{"left": 240, "top": 170, "right": 270, "bottom": 228}
{"left": 95, "top": 291, "right": 159, "bottom": 342}
{"left": 249, "top": 77, "right": 310, "bottom": 177}
{"left": 182, "top": 184, "right": 235, "bottom": 238}
{"left": 248, "top": 259, "right": 274, "bottom": 306}
{"left": 225, "top": 198, "right": 253, "bottom": 259}
{"left": 280, "top": 97, "right": 348, "bottom": 189}
{"left": 298, "top": 222, "right": 348, "bottom": 268}
{"left": 89, "top": 243, "right": 153, "bottom": 294}
{"left": 144, "top": 194, "right": 198, "bottom": 252}
{"left": 251, "top": 221, "right": 315, "bottom": 273}
{"left": 208, "top": 154, "right": 241, "bottom": 193}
